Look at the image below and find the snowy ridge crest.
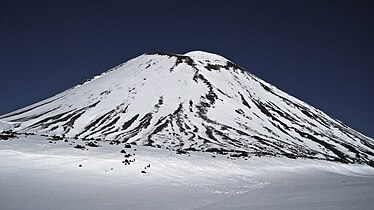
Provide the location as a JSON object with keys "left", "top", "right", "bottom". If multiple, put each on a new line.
{"left": 1, "top": 51, "right": 373, "bottom": 166}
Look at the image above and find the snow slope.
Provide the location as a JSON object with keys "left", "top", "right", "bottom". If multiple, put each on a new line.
{"left": 0, "top": 51, "right": 373, "bottom": 165}
{"left": 1, "top": 135, "right": 374, "bottom": 210}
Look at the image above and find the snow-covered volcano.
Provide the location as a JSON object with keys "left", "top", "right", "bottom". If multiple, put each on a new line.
{"left": 1, "top": 51, "right": 373, "bottom": 165}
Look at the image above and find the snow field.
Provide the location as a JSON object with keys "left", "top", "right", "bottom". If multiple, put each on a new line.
{"left": 1, "top": 135, "right": 374, "bottom": 210}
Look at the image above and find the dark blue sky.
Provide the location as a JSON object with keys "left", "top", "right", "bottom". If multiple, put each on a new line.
{"left": 0, "top": 0, "right": 373, "bottom": 137}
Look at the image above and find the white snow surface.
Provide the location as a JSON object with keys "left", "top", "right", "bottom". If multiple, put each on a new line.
{"left": 1, "top": 135, "right": 374, "bottom": 210}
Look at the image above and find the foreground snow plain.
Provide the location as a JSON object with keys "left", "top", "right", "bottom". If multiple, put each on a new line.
{"left": 1, "top": 135, "right": 374, "bottom": 210}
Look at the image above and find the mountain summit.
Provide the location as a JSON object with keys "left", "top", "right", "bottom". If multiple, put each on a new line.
{"left": 1, "top": 51, "right": 373, "bottom": 165}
